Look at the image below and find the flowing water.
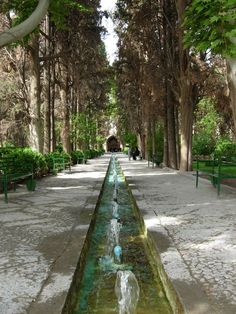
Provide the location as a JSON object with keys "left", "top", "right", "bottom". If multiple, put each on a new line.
{"left": 72, "top": 156, "right": 172, "bottom": 314}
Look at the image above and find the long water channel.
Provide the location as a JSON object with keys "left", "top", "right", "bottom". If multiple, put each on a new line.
{"left": 69, "top": 155, "right": 173, "bottom": 314}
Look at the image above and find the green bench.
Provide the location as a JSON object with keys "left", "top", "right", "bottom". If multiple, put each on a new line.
{"left": 0, "top": 157, "right": 35, "bottom": 203}
{"left": 148, "top": 154, "right": 163, "bottom": 168}
{"left": 76, "top": 157, "right": 87, "bottom": 164}
{"left": 196, "top": 156, "right": 236, "bottom": 195}
{"left": 52, "top": 157, "right": 72, "bottom": 174}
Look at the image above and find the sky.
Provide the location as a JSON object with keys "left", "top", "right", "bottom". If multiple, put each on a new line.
{"left": 100, "top": 0, "right": 118, "bottom": 64}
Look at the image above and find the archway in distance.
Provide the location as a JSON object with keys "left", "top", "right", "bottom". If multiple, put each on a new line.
{"left": 106, "top": 136, "right": 121, "bottom": 152}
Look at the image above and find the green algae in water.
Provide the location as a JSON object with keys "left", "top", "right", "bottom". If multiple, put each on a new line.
{"left": 73, "top": 158, "right": 172, "bottom": 314}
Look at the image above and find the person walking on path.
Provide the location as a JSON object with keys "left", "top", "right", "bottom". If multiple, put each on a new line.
{"left": 131, "top": 146, "right": 140, "bottom": 160}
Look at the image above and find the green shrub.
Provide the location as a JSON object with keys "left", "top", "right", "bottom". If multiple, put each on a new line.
{"left": 123, "top": 147, "right": 129, "bottom": 154}
{"left": 214, "top": 139, "right": 236, "bottom": 157}
{"left": 21, "top": 148, "right": 48, "bottom": 176}
{"left": 70, "top": 150, "right": 84, "bottom": 164}
{"left": 0, "top": 147, "right": 47, "bottom": 177}
{"left": 192, "top": 134, "right": 216, "bottom": 156}
{"left": 45, "top": 151, "right": 71, "bottom": 171}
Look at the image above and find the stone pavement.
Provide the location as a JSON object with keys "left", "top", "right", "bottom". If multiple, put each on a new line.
{"left": 0, "top": 155, "right": 109, "bottom": 314}
{"left": 118, "top": 155, "right": 236, "bottom": 314}
{"left": 1, "top": 153, "right": 236, "bottom": 314}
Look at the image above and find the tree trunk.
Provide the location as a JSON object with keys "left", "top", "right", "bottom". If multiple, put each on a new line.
{"left": 60, "top": 71, "right": 71, "bottom": 153}
{"left": 140, "top": 133, "right": 146, "bottom": 159}
{"left": 51, "top": 79, "right": 56, "bottom": 151}
{"left": 151, "top": 119, "right": 156, "bottom": 158}
{"left": 43, "top": 15, "right": 51, "bottom": 154}
{"left": 28, "top": 35, "right": 43, "bottom": 152}
{"left": 179, "top": 84, "right": 193, "bottom": 171}
{"left": 176, "top": 0, "right": 193, "bottom": 171}
{"left": 227, "top": 58, "right": 236, "bottom": 140}
{"left": 175, "top": 106, "right": 180, "bottom": 168}
{"left": 163, "top": 101, "right": 169, "bottom": 167}
{"left": 167, "top": 87, "right": 178, "bottom": 169}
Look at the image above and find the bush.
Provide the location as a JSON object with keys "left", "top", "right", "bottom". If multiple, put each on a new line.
{"left": 123, "top": 147, "right": 129, "bottom": 154}
{"left": 82, "top": 149, "right": 104, "bottom": 159}
{"left": 214, "top": 139, "right": 236, "bottom": 157}
{"left": 0, "top": 147, "right": 47, "bottom": 177}
{"left": 21, "top": 148, "right": 48, "bottom": 176}
{"left": 70, "top": 150, "right": 84, "bottom": 164}
{"left": 192, "top": 134, "right": 216, "bottom": 156}
{"left": 45, "top": 151, "right": 71, "bottom": 171}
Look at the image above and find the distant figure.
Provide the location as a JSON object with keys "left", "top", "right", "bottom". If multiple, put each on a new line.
{"left": 128, "top": 147, "right": 132, "bottom": 161}
{"left": 133, "top": 146, "right": 140, "bottom": 160}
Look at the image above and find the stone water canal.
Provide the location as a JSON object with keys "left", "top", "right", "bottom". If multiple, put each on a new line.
{"left": 70, "top": 156, "right": 173, "bottom": 314}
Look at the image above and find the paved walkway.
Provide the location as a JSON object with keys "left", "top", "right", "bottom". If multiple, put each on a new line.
{"left": 0, "top": 156, "right": 109, "bottom": 314}
{"left": 1, "top": 153, "right": 236, "bottom": 314}
{"left": 119, "top": 155, "right": 236, "bottom": 314}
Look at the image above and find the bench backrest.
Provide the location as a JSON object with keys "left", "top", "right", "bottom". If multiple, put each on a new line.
{"left": 0, "top": 157, "right": 15, "bottom": 175}
{"left": 0, "top": 156, "right": 33, "bottom": 175}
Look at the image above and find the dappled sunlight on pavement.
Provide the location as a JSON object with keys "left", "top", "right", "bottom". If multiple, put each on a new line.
{"left": 0, "top": 155, "right": 110, "bottom": 314}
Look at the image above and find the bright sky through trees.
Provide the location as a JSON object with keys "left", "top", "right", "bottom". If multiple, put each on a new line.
{"left": 100, "top": 0, "right": 118, "bottom": 64}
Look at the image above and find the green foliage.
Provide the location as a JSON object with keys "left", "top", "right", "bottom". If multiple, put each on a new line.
{"left": 0, "top": 145, "right": 105, "bottom": 179}
{"left": 45, "top": 150, "right": 71, "bottom": 170}
{"left": 192, "top": 134, "right": 216, "bottom": 156}
{"left": 193, "top": 98, "right": 221, "bottom": 156}
{"left": 70, "top": 150, "right": 84, "bottom": 164}
{"left": 146, "top": 123, "right": 164, "bottom": 157}
{"left": 49, "top": 0, "right": 89, "bottom": 29}
{"left": 156, "top": 124, "right": 164, "bottom": 155}
{"left": 0, "top": 146, "right": 47, "bottom": 176}
{"left": 123, "top": 146, "right": 129, "bottom": 154}
{"left": 195, "top": 98, "right": 222, "bottom": 133}
{"left": 0, "top": 0, "right": 88, "bottom": 44}
{"left": 122, "top": 132, "right": 137, "bottom": 148}
{"left": 105, "top": 79, "right": 118, "bottom": 118}
{"left": 82, "top": 149, "right": 104, "bottom": 159}
{"left": 71, "top": 112, "right": 102, "bottom": 150}
{"left": 184, "top": 0, "right": 236, "bottom": 57}
{"left": 214, "top": 139, "right": 236, "bottom": 157}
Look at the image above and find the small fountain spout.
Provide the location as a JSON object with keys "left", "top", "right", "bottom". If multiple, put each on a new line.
{"left": 114, "top": 245, "right": 122, "bottom": 263}
{"left": 115, "top": 270, "right": 140, "bottom": 314}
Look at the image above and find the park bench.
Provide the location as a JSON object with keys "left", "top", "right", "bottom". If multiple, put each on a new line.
{"left": 196, "top": 156, "right": 236, "bottom": 195}
{"left": 76, "top": 156, "right": 87, "bottom": 164}
{"left": 148, "top": 153, "right": 163, "bottom": 168}
{"left": 0, "top": 156, "right": 35, "bottom": 203}
{"left": 52, "top": 157, "right": 72, "bottom": 174}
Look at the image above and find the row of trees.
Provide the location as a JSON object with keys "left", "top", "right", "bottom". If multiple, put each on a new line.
{"left": 0, "top": 0, "right": 111, "bottom": 154}
{"left": 114, "top": 0, "right": 236, "bottom": 170}
{"left": 1, "top": 1, "right": 236, "bottom": 171}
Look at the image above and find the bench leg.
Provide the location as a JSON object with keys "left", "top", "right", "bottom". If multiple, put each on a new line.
{"left": 3, "top": 179, "right": 8, "bottom": 203}
{"left": 211, "top": 176, "right": 217, "bottom": 187}
{"left": 26, "top": 176, "right": 35, "bottom": 191}
{"left": 217, "top": 178, "right": 220, "bottom": 196}
{"left": 196, "top": 171, "right": 199, "bottom": 188}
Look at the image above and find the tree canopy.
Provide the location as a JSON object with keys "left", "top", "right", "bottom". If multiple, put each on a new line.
{"left": 184, "top": 0, "right": 236, "bottom": 56}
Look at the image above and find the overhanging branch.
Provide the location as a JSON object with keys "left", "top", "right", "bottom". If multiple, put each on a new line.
{"left": 0, "top": 0, "right": 50, "bottom": 47}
